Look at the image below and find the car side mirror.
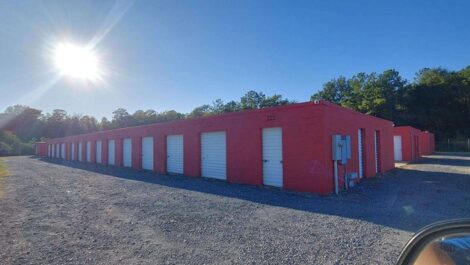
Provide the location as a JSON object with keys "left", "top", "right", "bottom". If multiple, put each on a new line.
{"left": 397, "top": 219, "right": 470, "bottom": 265}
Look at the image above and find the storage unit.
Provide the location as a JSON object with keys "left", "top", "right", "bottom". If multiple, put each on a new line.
{"left": 42, "top": 101, "right": 397, "bottom": 195}
{"left": 393, "top": 126, "right": 423, "bottom": 162}
{"left": 123, "top": 138, "right": 132, "bottom": 167}
{"left": 61, "top": 143, "right": 66, "bottom": 159}
{"left": 71, "top": 143, "right": 76, "bottom": 161}
{"left": 96, "top": 141, "right": 102, "bottom": 164}
{"left": 78, "top": 142, "right": 83, "bottom": 162}
{"left": 141, "top": 137, "right": 154, "bottom": 170}
{"left": 86, "top": 141, "right": 91, "bottom": 162}
{"left": 55, "top": 143, "right": 60, "bottom": 158}
{"left": 374, "top": 130, "right": 381, "bottom": 173}
{"left": 357, "top": 129, "right": 365, "bottom": 178}
{"left": 35, "top": 142, "right": 48, "bottom": 156}
{"left": 418, "top": 131, "right": 435, "bottom": 156}
{"left": 166, "top": 135, "right": 184, "bottom": 174}
{"left": 201, "top": 132, "right": 227, "bottom": 180}
{"left": 262, "top": 127, "right": 283, "bottom": 187}
{"left": 393, "top": 136, "right": 403, "bottom": 161}
{"left": 108, "top": 139, "right": 115, "bottom": 165}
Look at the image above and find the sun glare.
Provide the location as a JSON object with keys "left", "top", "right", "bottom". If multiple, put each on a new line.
{"left": 53, "top": 43, "right": 100, "bottom": 81}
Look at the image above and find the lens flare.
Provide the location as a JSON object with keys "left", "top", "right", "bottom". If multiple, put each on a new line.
{"left": 53, "top": 43, "right": 100, "bottom": 81}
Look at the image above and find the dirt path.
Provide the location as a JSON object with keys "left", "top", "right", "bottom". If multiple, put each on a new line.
{"left": 0, "top": 154, "right": 469, "bottom": 265}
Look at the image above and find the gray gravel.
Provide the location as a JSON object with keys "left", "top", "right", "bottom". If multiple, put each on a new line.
{"left": 1, "top": 154, "right": 469, "bottom": 265}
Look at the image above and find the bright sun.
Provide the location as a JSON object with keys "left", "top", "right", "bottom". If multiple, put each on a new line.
{"left": 53, "top": 43, "right": 100, "bottom": 81}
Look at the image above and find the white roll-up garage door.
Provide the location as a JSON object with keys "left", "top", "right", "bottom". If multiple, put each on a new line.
{"left": 71, "top": 143, "right": 75, "bottom": 161}
{"left": 108, "top": 140, "right": 115, "bottom": 165}
{"left": 78, "top": 142, "right": 83, "bottom": 162}
{"left": 86, "top": 141, "right": 91, "bottom": 162}
{"left": 56, "top": 144, "right": 60, "bottom": 158}
{"left": 201, "top": 132, "right": 226, "bottom": 180}
{"left": 358, "top": 129, "right": 364, "bottom": 178}
{"left": 167, "top": 134, "right": 184, "bottom": 174}
{"left": 393, "top": 136, "right": 402, "bottom": 161}
{"left": 123, "top": 138, "right": 132, "bottom": 167}
{"left": 141, "top": 137, "right": 154, "bottom": 170}
{"left": 61, "top": 143, "right": 66, "bottom": 159}
{"left": 96, "top": 141, "right": 102, "bottom": 164}
{"left": 262, "top": 127, "right": 283, "bottom": 187}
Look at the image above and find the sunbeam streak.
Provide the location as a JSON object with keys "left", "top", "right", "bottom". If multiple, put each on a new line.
{"left": 17, "top": 74, "right": 62, "bottom": 106}
{"left": 87, "top": 0, "right": 135, "bottom": 50}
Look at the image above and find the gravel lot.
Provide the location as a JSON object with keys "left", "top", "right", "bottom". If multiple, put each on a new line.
{"left": 1, "top": 154, "right": 469, "bottom": 265}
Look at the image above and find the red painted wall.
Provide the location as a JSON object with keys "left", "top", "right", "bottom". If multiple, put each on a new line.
{"left": 35, "top": 142, "right": 47, "bottom": 156}
{"left": 323, "top": 103, "right": 395, "bottom": 193}
{"left": 393, "top": 126, "right": 423, "bottom": 161}
{"left": 419, "top": 131, "right": 435, "bottom": 156}
{"left": 43, "top": 101, "right": 394, "bottom": 195}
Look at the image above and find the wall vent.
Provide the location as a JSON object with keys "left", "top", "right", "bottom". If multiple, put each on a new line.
{"left": 267, "top": 115, "right": 276, "bottom": 121}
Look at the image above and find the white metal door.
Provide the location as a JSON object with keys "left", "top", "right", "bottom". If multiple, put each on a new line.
{"left": 78, "top": 142, "right": 83, "bottom": 162}
{"left": 358, "top": 129, "right": 364, "bottom": 178}
{"left": 123, "top": 138, "right": 132, "bottom": 167}
{"left": 201, "top": 132, "right": 226, "bottom": 180}
{"left": 61, "top": 143, "right": 65, "bottom": 159}
{"left": 167, "top": 135, "right": 183, "bottom": 174}
{"left": 71, "top": 143, "right": 75, "bottom": 161}
{"left": 108, "top": 140, "right": 115, "bottom": 165}
{"left": 141, "top": 137, "right": 154, "bottom": 170}
{"left": 262, "top": 127, "right": 283, "bottom": 187}
{"left": 56, "top": 144, "right": 60, "bottom": 158}
{"left": 96, "top": 141, "right": 102, "bottom": 164}
{"left": 86, "top": 141, "right": 91, "bottom": 162}
{"left": 393, "top": 136, "right": 403, "bottom": 161}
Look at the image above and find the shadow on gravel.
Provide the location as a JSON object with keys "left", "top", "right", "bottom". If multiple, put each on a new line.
{"left": 413, "top": 155, "right": 470, "bottom": 167}
{"left": 35, "top": 155, "right": 470, "bottom": 233}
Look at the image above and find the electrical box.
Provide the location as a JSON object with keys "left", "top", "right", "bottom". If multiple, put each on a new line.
{"left": 332, "top": 134, "right": 352, "bottom": 164}
{"left": 341, "top": 135, "right": 351, "bottom": 164}
{"left": 332, "top": 135, "right": 342, "bottom": 160}
{"left": 344, "top": 135, "right": 351, "bottom": 159}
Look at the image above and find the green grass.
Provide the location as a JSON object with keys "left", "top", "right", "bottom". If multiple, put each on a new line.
{"left": 0, "top": 158, "right": 8, "bottom": 178}
{"left": 0, "top": 158, "right": 8, "bottom": 198}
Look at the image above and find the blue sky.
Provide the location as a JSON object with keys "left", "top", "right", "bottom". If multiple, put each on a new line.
{"left": 0, "top": 0, "right": 469, "bottom": 119}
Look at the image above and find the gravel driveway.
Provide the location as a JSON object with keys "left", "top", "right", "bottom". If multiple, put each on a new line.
{"left": 1, "top": 154, "right": 469, "bottom": 265}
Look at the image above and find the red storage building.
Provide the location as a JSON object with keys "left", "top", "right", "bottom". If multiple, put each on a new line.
{"left": 35, "top": 142, "right": 48, "bottom": 156}
{"left": 418, "top": 131, "right": 435, "bottom": 156}
{"left": 39, "top": 101, "right": 394, "bottom": 195}
{"left": 393, "top": 126, "right": 421, "bottom": 162}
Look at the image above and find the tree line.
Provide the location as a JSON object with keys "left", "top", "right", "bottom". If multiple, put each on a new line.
{"left": 0, "top": 91, "right": 293, "bottom": 155}
{"left": 1, "top": 65, "right": 469, "bottom": 155}
{"left": 311, "top": 66, "right": 470, "bottom": 140}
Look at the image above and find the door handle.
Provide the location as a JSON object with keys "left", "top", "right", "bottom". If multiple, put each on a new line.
{"left": 280, "top": 160, "right": 283, "bottom": 164}
{"left": 263, "top": 159, "right": 268, "bottom": 163}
